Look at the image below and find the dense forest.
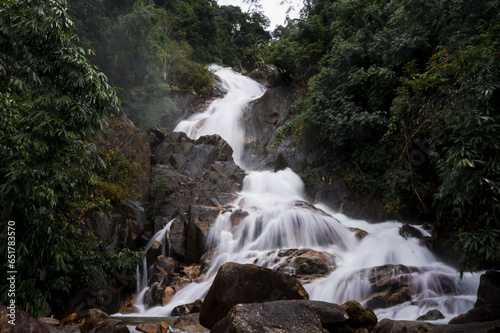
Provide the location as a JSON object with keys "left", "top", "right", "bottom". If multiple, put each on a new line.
{"left": 1, "top": 0, "right": 499, "bottom": 317}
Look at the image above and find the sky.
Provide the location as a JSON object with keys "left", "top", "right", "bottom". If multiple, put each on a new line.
{"left": 217, "top": 0, "right": 303, "bottom": 31}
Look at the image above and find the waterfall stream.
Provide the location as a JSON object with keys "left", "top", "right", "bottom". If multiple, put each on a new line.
{"left": 130, "top": 65, "right": 481, "bottom": 324}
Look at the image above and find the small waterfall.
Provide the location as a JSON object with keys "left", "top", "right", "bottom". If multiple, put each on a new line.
{"left": 130, "top": 65, "right": 481, "bottom": 323}
{"left": 134, "top": 219, "right": 174, "bottom": 313}
{"left": 174, "top": 65, "right": 265, "bottom": 166}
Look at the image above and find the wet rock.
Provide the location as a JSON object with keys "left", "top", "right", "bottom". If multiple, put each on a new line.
{"left": 150, "top": 256, "right": 177, "bottom": 284}
{"left": 374, "top": 318, "right": 500, "bottom": 333}
{"left": 450, "top": 270, "right": 500, "bottom": 324}
{"left": 374, "top": 318, "right": 435, "bottom": 333}
{"left": 172, "top": 299, "right": 204, "bottom": 316}
{"left": 199, "top": 262, "right": 309, "bottom": 329}
{"left": 121, "top": 199, "right": 148, "bottom": 250}
{"left": 211, "top": 301, "right": 327, "bottom": 333}
{"left": 160, "top": 321, "right": 169, "bottom": 333}
{"left": 136, "top": 323, "right": 159, "bottom": 333}
{"left": 0, "top": 305, "right": 52, "bottom": 333}
{"left": 363, "top": 265, "right": 419, "bottom": 309}
{"left": 149, "top": 132, "right": 245, "bottom": 263}
{"left": 349, "top": 227, "right": 369, "bottom": 239}
{"left": 172, "top": 313, "right": 207, "bottom": 333}
{"left": 230, "top": 208, "right": 249, "bottom": 228}
{"left": 242, "top": 86, "right": 296, "bottom": 170}
{"left": 259, "top": 248, "right": 336, "bottom": 281}
{"left": 417, "top": 309, "right": 445, "bottom": 321}
{"left": 399, "top": 223, "right": 424, "bottom": 239}
{"left": 341, "top": 300, "right": 378, "bottom": 331}
{"left": 79, "top": 308, "right": 129, "bottom": 333}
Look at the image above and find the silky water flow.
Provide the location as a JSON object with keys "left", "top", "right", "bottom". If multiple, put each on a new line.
{"left": 124, "top": 65, "right": 481, "bottom": 325}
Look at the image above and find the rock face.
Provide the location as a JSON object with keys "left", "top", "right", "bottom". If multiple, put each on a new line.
{"left": 199, "top": 262, "right": 309, "bottom": 329}
{"left": 211, "top": 301, "right": 327, "bottom": 333}
{"left": 241, "top": 85, "right": 391, "bottom": 221}
{"left": 150, "top": 132, "right": 246, "bottom": 263}
{"left": 449, "top": 270, "right": 500, "bottom": 324}
{"left": 97, "top": 114, "right": 152, "bottom": 204}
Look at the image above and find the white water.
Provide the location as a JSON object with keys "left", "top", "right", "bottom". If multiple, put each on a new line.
{"left": 134, "top": 219, "right": 174, "bottom": 313}
{"left": 129, "top": 65, "right": 481, "bottom": 324}
{"left": 174, "top": 65, "right": 265, "bottom": 166}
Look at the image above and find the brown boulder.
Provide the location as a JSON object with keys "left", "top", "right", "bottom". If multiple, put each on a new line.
{"left": 79, "top": 308, "right": 129, "bottom": 333}
{"left": 172, "top": 299, "right": 204, "bottom": 316}
{"left": 199, "top": 262, "right": 309, "bottom": 329}
{"left": 0, "top": 305, "right": 51, "bottom": 333}
{"left": 341, "top": 300, "right": 378, "bottom": 331}
{"left": 136, "top": 323, "right": 159, "bottom": 333}
{"left": 172, "top": 313, "right": 207, "bottom": 333}
{"left": 416, "top": 309, "right": 445, "bottom": 321}
{"left": 259, "top": 248, "right": 336, "bottom": 281}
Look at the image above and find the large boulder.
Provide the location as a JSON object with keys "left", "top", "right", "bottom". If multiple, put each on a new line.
{"left": 79, "top": 308, "right": 129, "bottom": 333}
{"left": 211, "top": 301, "right": 328, "bottom": 333}
{"left": 341, "top": 300, "right": 378, "bottom": 331}
{"left": 0, "top": 305, "right": 52, "bottom": 333}
{"left": 199, "top": 262, "right": 309, "bottom": 329}
{"left": 258, "top": 248, "right": 336, "bottom": 282}
{"left": 450, "top": 270, "right": 500, "bottom": 324}
{"left": 172, "top": 313, "right": 207, "bottom": 333}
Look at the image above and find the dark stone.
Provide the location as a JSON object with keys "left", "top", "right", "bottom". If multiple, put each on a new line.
{"left": 0, "top": 305, "right": 51, "bottom": 333}
{"left": 341, "top": 300, "right": 378, "bottom": 331}
{"left": 374, "top": 319, "right": 435, "bottom": 333}
{"left": 399, "top": 223, "right": 424, "bottom": 239}
{"left": 79, "top": 308, "right": 129, "bottom": 333}
{"left": 476, "top": 270, "right": 500, "bottom": 307}
{"left": 450, "top": 270, "right": 500, "bottom": 324}
{"left": 171, "top": 299, "right": 204, "bottom": 316}
{"left": 417, "top": 309, "right": 445, "bottom": 321}
{"left": 172, "top": 313, "right": 206, "bottom": 333}
{"left": 374, "top": 318, "right": 500, "bottom": 333}
{"left": 199, "top": 262, "right": 309, "bottom": 329}
{"left": 259, "top": 248, "right": 336, "bottom": 281}
{"left": 211, "top": 301, "right": 327, "bottom": 333}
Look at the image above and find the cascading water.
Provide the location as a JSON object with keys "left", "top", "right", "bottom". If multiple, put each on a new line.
{"left": 133, "top": 65, "right": 481, "bottom": 324}
{"left": 134, "top": 219, "right": 174, "bottom": 313}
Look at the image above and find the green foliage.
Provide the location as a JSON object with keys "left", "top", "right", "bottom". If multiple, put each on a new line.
{"left": 0, "top": 0, "right": 140, "bottom": 316}
{"left": 391, "top": 19, "right": 500, "bottom": 270}
{"left": 265, "top": 0, "right": 499, "bottom": 270}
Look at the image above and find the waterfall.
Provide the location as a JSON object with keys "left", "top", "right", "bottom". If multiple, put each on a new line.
{"left": 134, "top": 219, "right": 174, "bottom": 313}
{"left": 135, "top": 65, "right": 481, "bottom": 323}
